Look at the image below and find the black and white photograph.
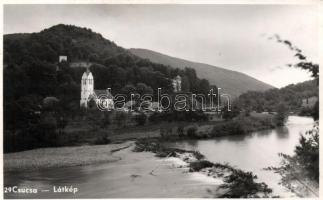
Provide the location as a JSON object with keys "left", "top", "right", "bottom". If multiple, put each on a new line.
{"left": 2, "top": 1, "right": 320, "bottom": 198}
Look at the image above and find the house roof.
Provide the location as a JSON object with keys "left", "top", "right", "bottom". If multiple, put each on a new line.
{"left": 94, "top": 90, "right": 113, "bottom": 98}
{"left": 125, "top": 100, "right": 136, "bottom": 108}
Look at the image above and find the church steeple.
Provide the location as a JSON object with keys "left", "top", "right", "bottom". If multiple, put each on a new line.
{"left": 80, "top": 67, "right": 94, "bottom": 108}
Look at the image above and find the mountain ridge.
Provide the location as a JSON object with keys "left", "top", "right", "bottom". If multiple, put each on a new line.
{"left": 130, "top": 48, "right": 274, "bottom": 97}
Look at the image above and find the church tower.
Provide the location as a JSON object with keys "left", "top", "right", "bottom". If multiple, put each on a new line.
{"left": 80, "top": 67, "right": 94, "bottom": 108}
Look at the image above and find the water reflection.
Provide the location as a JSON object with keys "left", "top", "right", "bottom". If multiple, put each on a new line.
{"left": 254, "top": 129, "right": 273, "bottom": 138}
{"left": 275, "top": 126, "right": 289, "bottom": 139}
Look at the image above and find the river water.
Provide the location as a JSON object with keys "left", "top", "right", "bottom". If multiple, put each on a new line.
{"left": 163, "top": 116, "right": 315, "bottom": 197}
{"left": 4, "top": 116, "right": 314, "bottom": 198}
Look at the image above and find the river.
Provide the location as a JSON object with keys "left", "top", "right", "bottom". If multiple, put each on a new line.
{"left": 163, "top": 116, "right": 315, "bottom": 197}
{"left": 4, "top": 116, "right": 314, "bottom": 198}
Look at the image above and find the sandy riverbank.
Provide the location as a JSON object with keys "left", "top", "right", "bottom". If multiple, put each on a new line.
{"left": 5, "top": 140, "right": 274, "bottom": 198}
{"left": 4, "top": 141, "right": 134, "bottom": 172}
{"left": 5, "top": 141, "right": 224, "bottom": 198}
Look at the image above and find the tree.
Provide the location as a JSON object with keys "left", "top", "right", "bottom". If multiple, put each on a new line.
{"left": 312, "top": 100, "right": 319, "bottom": 121}
{"left": 121, "top": 84, "right": 137, "bottom": 101}
{"left": 43, "top": 96, "right": 59, "bottom": 111}
{"left": 294, "top": 123, "right": 319, "bottom": 181}
{"left": 36, "top": 112, "right": 58, "bottom": 147}
{"left": 88, "top": 98, "right": 97, "bottom": 109}
{"left": 181, "top": 75, "right": 190, "bottom": 92}
{"left": 274, "top": 103, "right": 287, "bottom": 126}
{"left": 222, "top": 104, "right": 240, "bottom": 120}
{"left": 57, "top": 116, "right": 68, "bottom": 134}
{"left": 271, "top": 35, "right": 319, "bottom": 82}
{"left": 100, "top": 112, "right": 111, "bottom": 128}
{"left": 197, "top": 79, "right": 210, "bottom": 95}
{"left": 134, "top": 113, "right": 147, "bottom": 126}
{"left": 86, "top": 109, "right": 102, "bottom": 130}
{"left": 271, "top": 36, "right": 319, "bottom": 184}
{"left": 115, "top": 112, "right": 128, "bottom": 127}
{"left": 136, "top": 83, "right": 153, "bottom": 96}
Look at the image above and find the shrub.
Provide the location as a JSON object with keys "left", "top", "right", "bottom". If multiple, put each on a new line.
{"left": 115, "top": 111, "right": 128, "bottom": 127}
{"left": 295, "top": 123, "right": 319, "bottom": 181}
{"left": 274, "top": 103, "right": 287, "bottom": 126}
{"left": 94, "top": 136, "right": 111, "bottom": 145}
{"left": 189, "top": 160, "right": 214, "bottom": 172}
{"left": 100, "top": 112, "right": 111, "bottom": 128}
{"left": 160, "top": 127, "right": 173, "bottom": 138}
{"left": 177, "top": 126, "right": 185, "bottom": 137}
{"left": 187, "top": 126, "right": 198, "bottom": 138}
{"left": 134, "top": 113, "right": 147, "bottom": 126}
{"left": 219, "top": 169, "right": 272, "bottom": 198}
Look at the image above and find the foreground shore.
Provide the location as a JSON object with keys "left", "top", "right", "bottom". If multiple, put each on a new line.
{"left": 4, "top": 141, "right": 134, "bottom": 172}
{"left": 5, "top": 140, "right": 273, "bottom": 198}
{"left": 5, "top": 141, "right": 223, "bottom": 198}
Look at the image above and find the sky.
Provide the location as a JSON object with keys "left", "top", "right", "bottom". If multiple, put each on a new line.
{"left": 4, "top": 4, "right": 319, "bottom": 88}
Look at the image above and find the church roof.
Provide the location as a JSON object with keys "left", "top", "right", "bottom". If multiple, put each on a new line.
{"left": 94, "top": 90, "right": 113, "bottom": 98}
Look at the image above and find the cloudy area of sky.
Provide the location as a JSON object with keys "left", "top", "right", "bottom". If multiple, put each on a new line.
{"left": 4, "top": 4, "right": 318, "bottom": 88}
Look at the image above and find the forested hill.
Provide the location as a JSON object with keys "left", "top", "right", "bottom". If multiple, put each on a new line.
{"left": 4, "top": 24, "right": 214, "bottom": 93}
{"left": 130, "top": 48, "right": 274, "bottom": 97}
{"left": 4, "top": 24, "right": 127, "bottom": 65}
{"left": 237, "top": 79, "right": 318, "bottom": 113}
{"left": 4, "top": 24, "right": 218, "bottom": 116}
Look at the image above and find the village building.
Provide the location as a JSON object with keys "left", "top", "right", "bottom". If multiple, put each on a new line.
{"left": 59, "top": 55, "right": 67, "bottom": 63}
{"left": 172, "top": 75, "right": 182, "bottom": 92}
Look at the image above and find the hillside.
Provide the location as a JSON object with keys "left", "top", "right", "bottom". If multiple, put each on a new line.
{"left": 130, "top": 48, "right": 274, "bottom": 97}
{"left": 4, "top": 24, "right": 127, "bottom": 65}
{"left": 237, "top": 79, "right": 318, "bottom": 113}
{"left": 4, "top": 24, "right": 217, "bottom": 107}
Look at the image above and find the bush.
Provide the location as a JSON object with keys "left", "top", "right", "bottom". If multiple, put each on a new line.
{"left": 219, "top": 169, "right": 272, "bottom": 198}
{"left": 211, "top": 121, "right": 244, "bottom": 137}
{"left": 274, "top": 103, "right": 287, "bottom": 126}
{"left": 160, "top": 127, "right": 173, "bottom": 138}
{"left": 94, "top": 136, "right": 111, "bottom": 145}
{"left": 134, "top": 113, "right": 147, "bottom": 126}
{"left": 295, "top": 123, "right": 319, "bottom": 181}
{"left": 115, "top": 111, "right": 128, "bottom": 127}
{"left": 189, "top": 160, "right": 214, "bottom": 172}
{"left": 86, "top": 109, "right": 102, "bottom": 130}
{"left": 177, "top": 126, "right": 185, "bottom": 137}
{"left": 187, "top": 126, "right": 198, "bottom": 138}
{"left": 100, "top": 112, "right": 111, "bottom": 128}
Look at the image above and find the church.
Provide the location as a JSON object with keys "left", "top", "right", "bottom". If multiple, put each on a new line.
{"left": 80, "top": 67, "right": 114, "bottom": 110}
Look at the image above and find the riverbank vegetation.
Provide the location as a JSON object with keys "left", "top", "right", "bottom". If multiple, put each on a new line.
{"left": 157, "top": 112, "right": 278, "bottom": 140}
{"left": 264, "top": 37, "right": 319, "bottom": 197}
{"left": 4, "top": 108, "right": 281, "bottom": 153}
{"left": 135, "top": 139, "right": 273, "bottom": 198}
{"left": 265, "top": 122, "right": 319, "bottom": 197}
